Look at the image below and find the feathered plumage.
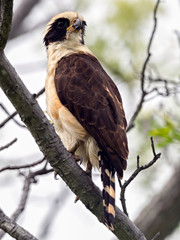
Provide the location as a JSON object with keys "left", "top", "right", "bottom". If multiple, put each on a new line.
{"left": 44, "top": 11, "right": 129, "bottom": 230}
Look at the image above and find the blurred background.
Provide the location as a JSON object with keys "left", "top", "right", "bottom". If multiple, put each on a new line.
{"left": 0, "top": 0, "right": 180, "bottom": 239}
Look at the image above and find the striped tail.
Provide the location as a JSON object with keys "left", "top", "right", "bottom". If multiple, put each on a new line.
{"left": 98, "top": 151, "right": 116, "bottom": 231}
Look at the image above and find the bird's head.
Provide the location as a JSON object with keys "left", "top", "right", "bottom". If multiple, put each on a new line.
{"left": 43, "top": 12, "right": 86, "bottom": 47}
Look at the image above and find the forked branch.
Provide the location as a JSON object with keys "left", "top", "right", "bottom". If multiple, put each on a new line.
{"left": 119, "top": 137, "right": 161, "bottom": 216}
{"left": 127, "top": 0, "right": 160, "bottom": 132}
{"left": 0, "top": 161, "right": 53, "bottom": 239}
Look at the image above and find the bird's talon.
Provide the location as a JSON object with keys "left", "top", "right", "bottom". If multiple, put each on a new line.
{"left": 73, "top": 154, "right": 83, "bottom": 164}
{"left": 54, "top": 171, "right": 59, "bottom": 180}
{"left": 74, "top": 196, "right": 79, "bottom": 203}
{"left": 79, "top": 157, "right": 83, "bottom": 165}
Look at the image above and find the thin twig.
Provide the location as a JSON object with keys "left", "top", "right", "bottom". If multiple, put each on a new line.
{"left": 0, "top": 88, "right": 45, "bottom": 129}
{"left": 10, "top": 173, "right": 32, "bottom": 222}
{"left": 0, "top": 138, "right": 17, "bottom": 151}
{"left": 0, "top": 104, "right": 25, "bottom": 128}
{"left": 146, "top": 76, "right": 180, "bottom": 100}
{"left": 13, "top": 163, "right": 53, "bottom": 222}
{"left": 0, "top": 162, "right": 53, "bottom": 239}
{"left": 120, "top": 137, "right": 161, "bottom": 216}
{"left": 127, "top": 92, "right": 146, "bottom": 132}
{"left": 151, "top": 136, "right": 156, "bottom": 156}
{"left": 31, "top": 88, "right": 46, "bottom": 99}
{"left": 127, "top": 0, "right": 160, "bottom": 132}
{"left": 151, "top": 232, "right": 160, "bottom": 240}
{"left": 141, "top": 0, "right": 160, "bottom": 91}
{"left": 137, "top": 155, "right": 140, "bottom": 169}
{"left": 119, "top": 178, "right": 129, "bottom": 216}
{"left": 11, "top": 165, "right": 53, "bottom": 222}
{"left": 0, "top": 157, "right": 45, "bottom": 173}
{"left": 30, "top": 165, "right": 54, "bottom": 179}
{"left": 0, "top": 111, "right": 18, "bottom": 128}
{"left": 38, "top": 187, "right": 70, "bottom": 239}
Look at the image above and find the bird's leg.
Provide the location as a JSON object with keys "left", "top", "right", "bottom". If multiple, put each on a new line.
{"left": 69, "top": 141, "right": 83, "bottom": 164}
{"left": 69, "top": 141, "right": 80, "bottom": 154}
{"left": 74, "top": 160, "right": 92, "bottom": 203}
{"left": 86, "top": 160, "right": 92, "bottom": 178}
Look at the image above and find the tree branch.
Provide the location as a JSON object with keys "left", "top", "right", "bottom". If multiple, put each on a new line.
{"left": 141, "top": 0, "right": 159, "bottom": 92}
{"left": 0, "top": 138, "right": 17, "bottom": 151}
{"left": 10, "top": 174, "right": 31, "bottom": 223}
{"left": 0, "top": 157, "right": 45, "bottom": 173}
{"left": 0, "top": 162, "right": 53, "bottom": 239}
{"left": 11, "top": 165, "right": 53, "bottom": 223}
{"left": 0, "top": 0, "right": 13, "bottom": 51}
{"left": 0, "top": 88, "right": 45, "bottom": 129}
{"left": 151, "top": 232, "right": 160, "bottom": 240}
{"left": 0, "top": 208, "right": 38, "bottom": 240}
{"left": 119, "top": 137, "right": 161, "bottom": 216}
{"left": 127, "top": 0, "right": 160, "bottom": 132}
{"left": 0, "top": 103, "right": 26, "bottom": 128}
{"left": 0, "top": 110, "right": 18, "bottom": 128}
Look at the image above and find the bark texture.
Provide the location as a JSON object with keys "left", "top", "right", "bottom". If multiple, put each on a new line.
{"left": 0, "top": 0, "right": 13, "bottom": 50}
{"left": 0, "top": 208, "right": 37, "bottom": 240}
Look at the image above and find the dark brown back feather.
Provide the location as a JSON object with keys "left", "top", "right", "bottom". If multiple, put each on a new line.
{"left": 54, "top": 53, "right": 129, "bottom": 229}
{"left": 54, "top": 53, "right": 128, "bottom": 178}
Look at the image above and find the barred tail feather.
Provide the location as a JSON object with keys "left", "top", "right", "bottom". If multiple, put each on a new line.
{"left": 99, "top": 152, "right": 116, "bottom": 230}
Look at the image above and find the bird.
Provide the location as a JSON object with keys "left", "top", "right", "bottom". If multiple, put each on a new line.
{"left": 43, "top": 11, "right": 129, "bottom": 231}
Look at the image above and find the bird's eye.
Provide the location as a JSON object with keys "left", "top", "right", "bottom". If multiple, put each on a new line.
{"left": 57, "top": 21, "right": 65, "bottom": 29}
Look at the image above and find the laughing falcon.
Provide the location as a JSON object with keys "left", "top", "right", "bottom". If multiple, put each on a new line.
{"left": 44, "top": 11, "right": 129, "bottom": 230}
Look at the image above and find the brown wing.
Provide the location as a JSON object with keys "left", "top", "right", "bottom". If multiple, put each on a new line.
{"left": 54, "top": 53, "right": 129, "bottom": 178}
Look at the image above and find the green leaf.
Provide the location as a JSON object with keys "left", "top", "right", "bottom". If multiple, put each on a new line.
{"left": 150, "top": 127, "right": 170, "bottom": 138}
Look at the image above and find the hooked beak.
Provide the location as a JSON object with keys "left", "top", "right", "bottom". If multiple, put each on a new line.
{"left": 72, "top": 18, "right": 82, "bottom": 30}
{"left": 67, "top": 18, "right": 83, "bottom": 32}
